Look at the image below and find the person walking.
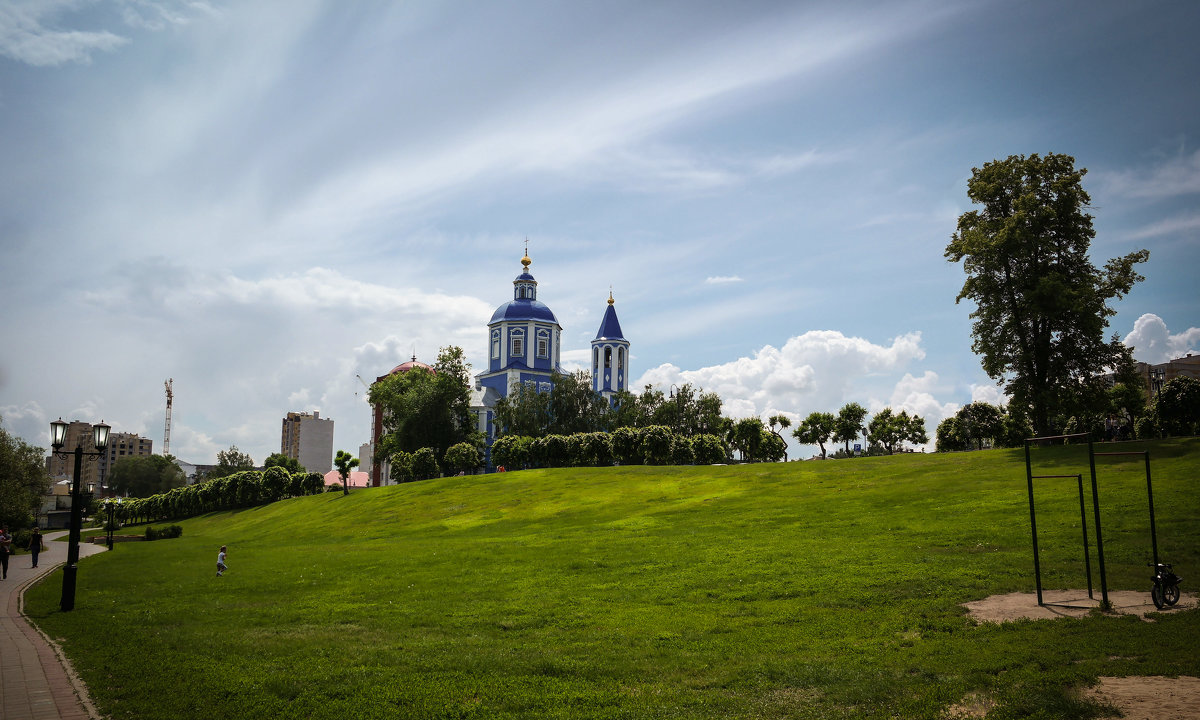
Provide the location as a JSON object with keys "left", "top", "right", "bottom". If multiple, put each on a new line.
{"left": 28, "top": 527, "right": 43, "bottom": 568}
{"left": 0, "top": 527, "right": 11, "bottom": 580}
{"left": 216, "top": 545, "right": 228, "bottom": 577}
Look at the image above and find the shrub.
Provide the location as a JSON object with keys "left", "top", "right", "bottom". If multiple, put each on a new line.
{"left": 670, "top": 435, "right": 695, "bottom": 465}
{"left": 144, "top": 525, "right": 182, "bottom": 541}
{"left": 410, "top": 448, "right": 441, "bottom": 481}
{"left": 639, "top": 426, "right": 674, "bottom": 465}
{"left": 692, "top": 434, "right": 727, "bottom": 465}
{"left": 611, "top": 427, "right": 640, "bottom": 465}
{"left": 444, "top": 442, "right": 482, "bottom": 475}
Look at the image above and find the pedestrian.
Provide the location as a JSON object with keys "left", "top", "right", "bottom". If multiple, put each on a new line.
{"left": 216, "top": 545, "right": 228, "bottom": 577}
{"left": 0, "top": 527, "right": 11, "bottom": 580}
{"left": 29, "top": 527, "right": 43, "bottom": 568}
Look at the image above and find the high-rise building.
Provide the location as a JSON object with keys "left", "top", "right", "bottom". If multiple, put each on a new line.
{"left": 281, "top": 411, "right": 335, "bottom": 473}
{"left": 98, "top": 432, "right": 153, "bottom": 492}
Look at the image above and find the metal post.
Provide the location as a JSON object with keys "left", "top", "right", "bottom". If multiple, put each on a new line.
{"left": 1025, "top": 440, "right": 1043, "bottom": 605}
{"left": 1087, "top": 439, "right": 1109, "bottom": 608}
{"left": 1076, "top": 475, "right": 1093, "bottom": 600}
{"left": 1145, "top": 451, "right": 1159, "bottom": 569}
{"left": 61, "top": 445, "right": 84, "bottom": 612}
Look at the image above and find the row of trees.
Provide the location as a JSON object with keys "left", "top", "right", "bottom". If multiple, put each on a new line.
{"left": 491, "top": 427, "right": 730, "bottom": 469}
{"left": 114, "top": 467, "right": 326, "bottom": 524}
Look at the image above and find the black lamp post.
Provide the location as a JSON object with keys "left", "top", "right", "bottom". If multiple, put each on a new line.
{"left": 104, "top": 497, "right": 123, "bottom": 550}
{"left": 1150, "top": 368, "right": 1165, "bottom": 396}
{"left": 50, "top": 417, "right": 110, "bottom": 612}
{"left": 669, "top": 384, "right": 682, "bottom": 432}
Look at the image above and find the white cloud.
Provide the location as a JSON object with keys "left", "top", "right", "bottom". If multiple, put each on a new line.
{"left": 970, "top": 384, "right": 1007, "bottom": 406}
{"left": 0, "top": 0, "right": 129, "bottom": 66}
{"left": 1098, "top": 150, "right": 1200, "bottom": 200}
{"left": 705, "top": 275, "right": 744, "bottom": 284}
{"left": 1123, "top": 313, "right": 1200, "bottom": 364}
{"left": 1126, "top": 212, "right": 1200, "bottom": 241}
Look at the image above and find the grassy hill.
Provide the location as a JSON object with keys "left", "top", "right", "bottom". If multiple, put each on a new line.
{"left": 25, "top": 439, "right": 1200, "bottom": 719}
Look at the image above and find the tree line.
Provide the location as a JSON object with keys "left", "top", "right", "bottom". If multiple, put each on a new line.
{"left": 112, "top": 467, "right": 327, "bottom": 525}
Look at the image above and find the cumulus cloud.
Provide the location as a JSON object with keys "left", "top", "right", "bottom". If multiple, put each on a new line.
{"left": 635, "top": 329, "right": 950, "bottom": 454}
{"left": 1124, "top": 313, "right": 1200, "bottom": 364}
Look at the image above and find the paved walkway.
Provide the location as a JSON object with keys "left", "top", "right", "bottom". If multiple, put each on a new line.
{"left": 1, "top": 531, "right": 106, "bottom": 720}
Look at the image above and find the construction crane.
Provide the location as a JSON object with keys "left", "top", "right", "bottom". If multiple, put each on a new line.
{"left": 355, "top": 374, "right": 371, "bottom": 402}
{"left": 163, "top": 378, "right": 174, "bottom": 455}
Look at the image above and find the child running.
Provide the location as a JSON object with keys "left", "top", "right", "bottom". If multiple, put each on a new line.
{"left": 216, "top": 545, "right": 228, "bottom": 577}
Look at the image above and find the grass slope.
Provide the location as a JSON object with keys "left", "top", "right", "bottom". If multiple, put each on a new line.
{"left": 25, "top": 439, "right": 1200, "bottom": 719}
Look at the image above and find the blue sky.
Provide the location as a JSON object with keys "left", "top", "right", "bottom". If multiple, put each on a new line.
{"left": 1, "top": 0, "right": 1197, "bottom": 464}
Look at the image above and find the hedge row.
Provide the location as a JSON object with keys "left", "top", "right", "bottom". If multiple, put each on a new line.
{"left": 490, "top": 426, "right": 730, "bottom": 469}
{"left": 113, "top": 468, "right": 326, "bottom": 524}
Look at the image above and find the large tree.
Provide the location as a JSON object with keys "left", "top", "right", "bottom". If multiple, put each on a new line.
{"left": 205, "top": 445, "right": 255, "bottom": 480}
{"left": 0, "top": 417, "right": 51, "bottom": 528}
{"left": 867, "top": 408, "right": 928, "bottom": 455}
{"left": 946, "top": 153, "right": 1148, "bottom": 435}
{"left": 108, "top": 454, "right": 186, "bottom": 497}
{"left": 794, "top": 412, "right": 836, "bottom": 460}
{"left": 834, "top": 402, "right": 868, "bottom": 455}
{"left": 369, "top": 346, "right": 481, "bottom": 462}
{"left": 263, "top": 452, "right": 305, "bottom": 475}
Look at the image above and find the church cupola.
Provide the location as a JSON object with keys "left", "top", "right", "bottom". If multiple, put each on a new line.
{"left": 513, "top": 253, "right": 538, "bottom": 301}
{"left": 592, "top": 290, "right": 630, "bottom": 401}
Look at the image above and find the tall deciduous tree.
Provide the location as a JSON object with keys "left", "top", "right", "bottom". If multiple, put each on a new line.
{"left": 767, "top": 414, "right": 792, "bottom": 461}
{"left": 263, "top": 453, "right": 305, "bottom": 475}
{"left": 0, "top": 416, "right": 50, "bottom": 529}
{"left": 108, "top": 454, "right": 186, "bottom": 497}
{"left": 793, "top": 412, "right": 836, "bottom": 459}
{"left": 207, "top": 445, "right": 255, "bottom": 480}
{"left": 370, "top": 346, "right": 481, "bottom": 462}
{"left": 867, "top": 408, "right": 928, "bottom": 455}
{"left": 946, "top": 153, "right": 1148, "bottom": 435}
{"left": 834, "top": 402, "right": 868, "bottom": 454}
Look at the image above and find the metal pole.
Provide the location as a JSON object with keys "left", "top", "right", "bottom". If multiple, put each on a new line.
{"left": 61, "top": 445, "right": 84, "bottom": 612}
{"left": 1025, "top": 440, "right": 1043, "bottom": 605}
{"left": 1088, "top": 439, "right": 1109, "bottom": 608}
{"left": 1077, "top": 474, "right": 1093, "bottom": 600}
{"left": 1145, "top": 451, "right": 1159, "bottom": 569}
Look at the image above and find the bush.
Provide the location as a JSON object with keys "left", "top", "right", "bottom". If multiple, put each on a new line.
{"left": 444, "top": 442, "right": 482, "bottom": 475}
{"left": 639, "top": 426, "right": 674, "bottom": 465}
{"left": 145, "top": 525, "right": 183, "bottom": 541}
{"left": 611, "top": 427, "right": 640, "bottom": 465}
{"left": 692, "top": 434, "right": 728, "bottom": 465}
{"left": 410, "top": 448, "right": 441, "bottom": 481}
{"left": 326, "top": 483, "right": 343, "bottom": 493}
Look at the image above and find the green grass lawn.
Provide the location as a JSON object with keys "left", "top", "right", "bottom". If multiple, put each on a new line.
{"left": 24, "top": 439, "right": 1200, "bottom": 719}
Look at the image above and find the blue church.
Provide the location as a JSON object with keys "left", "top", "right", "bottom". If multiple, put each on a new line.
{"left": 471, "top": 251, "right": 629, "bottom": 461}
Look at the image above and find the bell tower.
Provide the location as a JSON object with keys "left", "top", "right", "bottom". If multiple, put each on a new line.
{"left": 591, "top": 291, "right": 630, "bottom": 402}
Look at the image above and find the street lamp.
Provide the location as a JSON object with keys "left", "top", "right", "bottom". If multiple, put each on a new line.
{"left": 668, "top": 384, "right": 682, "bottom": 432}
{"left": 104, "top": 497, "right": 123, "bottom": 550}
{"left": 50, "top": 417, "right": 110, "bottom": 612}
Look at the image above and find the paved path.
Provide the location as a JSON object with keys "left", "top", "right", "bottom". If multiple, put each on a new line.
{"left": 1, "top": 531, "right": 106, "bottom": 720}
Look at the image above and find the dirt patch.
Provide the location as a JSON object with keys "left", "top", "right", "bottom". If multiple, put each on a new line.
{"left": 962, "top": 589, "right": 1197, "bottom": 623}
{"left": 1082, "top": 676, "right": 1200, "bottom": 720}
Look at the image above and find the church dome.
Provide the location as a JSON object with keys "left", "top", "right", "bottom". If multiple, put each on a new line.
{"left": 489, "top": 252, "right": 560, "bottom": 325}
{"left": 386, "top": 359, "right": 434, "bottom": 376}
{"left": 489, "top": 299, "right": 559, "bottom": 324}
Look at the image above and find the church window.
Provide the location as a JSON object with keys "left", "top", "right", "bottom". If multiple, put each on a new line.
{"left": 618, "top": 347, "right": 624, "bottom": 373}
{"left": 538, "top": 338, "right": 548, "bottom": 358}
{"left": 593, "top": 347, "right": 599, "bottom": 374}
{"left": 491, "top": 331, "right": 500, "bottom": 359}
{"left": 511, "top": 330, "right": 524, "bottom": 358}
{"left": 604, "top": 347, "right": 612, "bottom": 369}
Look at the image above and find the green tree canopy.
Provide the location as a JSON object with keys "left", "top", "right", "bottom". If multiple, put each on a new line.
{"left": 369, "top": 346, "right": 481, "bottom": 463}
{"left": 794, "top": 412, "right": 836, "bottom": 459}
{"left": 867, "top": 408, "right": 928, "bottom": 455}
{"left": 1155, "top": 376, "right": 1200, "bottom": 437}
{"left": 834, "top": 403, "right": 868, "bottom": 455}
{"left": 207, "top": 445, "right": 255, "bottom": 480}
{"left": 263, "top": 452, "right": 305, "bottom": 475}
{"left": 108, "top": 454, "right": 187, "bottom": 498}
{"left": 946, "top": 153, "right": 1148, "bottom": 435}
{"left": 333, "top": 449, "right": 360, "bottom": 495}
{"left": 0, "top": 416, "right": 51, "bottom": 528}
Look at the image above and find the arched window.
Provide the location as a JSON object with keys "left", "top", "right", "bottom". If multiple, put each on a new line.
{"left": 604, "top": 347, "right": 612, "bottom": 369}
{"left": 618, "top": 347, "right": 624, "bottom": 373}
{"left": 593, "top": 347, "right": 599, "bottom": 374}
{"left": 491, "top": 331, "right": 500, "bottom": 359}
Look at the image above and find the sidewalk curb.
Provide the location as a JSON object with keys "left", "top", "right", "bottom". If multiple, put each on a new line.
{"left": 15, "top": 562, "right": 104, "bottom": 720}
